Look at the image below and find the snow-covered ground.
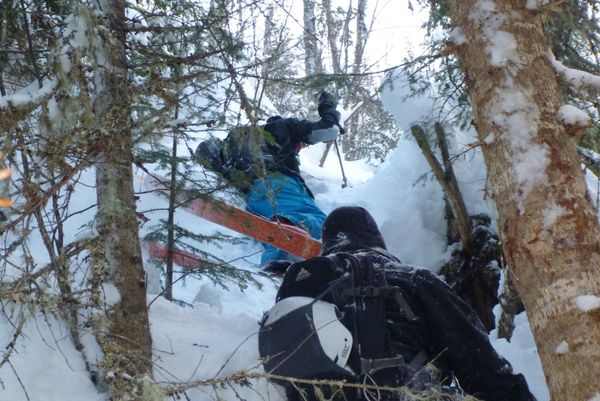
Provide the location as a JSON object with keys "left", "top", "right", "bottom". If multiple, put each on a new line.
{"left": 0, "top": 129, "right": 550, "bottom": 401}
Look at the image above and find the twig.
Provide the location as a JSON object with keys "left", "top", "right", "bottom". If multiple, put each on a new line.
{"left": 7, "top": 359, "right": 31, "bottom": 401}
{"left": 0, "top": 312, "right": 26, "bottom": 370}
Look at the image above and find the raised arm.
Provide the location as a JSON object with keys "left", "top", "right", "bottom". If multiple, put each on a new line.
{"left": 306, "top": 91, "right": 341, "bottom": 144}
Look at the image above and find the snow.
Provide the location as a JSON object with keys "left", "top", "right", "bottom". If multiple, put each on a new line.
{"left": 166, "top": 118, "right": 191, "bottom": 127}
{"left": 548, "top": 50, "right": 600, "bottom": 91}
{"left": 573, "top": 294, "right": 600, "bottom": 312}
{"left": 469, "top": 1, "right": 519, "bottom": 68}
{"left": 465, "top": 0, "right": 554, "bottom": 214}
{"left": 101, "top": 283, "right": 122, "bottom": 307}
{"left": 449, "top": 27, "right": 467, "bottom": 45}
{"left": 8, "top": 0, "right": 600, "bottom": 393}
{"left": 489, "top": 311, "right": 549, "bottom": 401}
{"left": 1, "top": 75, "right": 554, "bottom": 401}
{"left": 0, "top": 309, "right": 106, "bottom": 401}
{"left": 0, "top": 5, "right": 567, "bottom": 399}
{"left": 484, "top": 133, "right": 496, "bottom": 144}
{"left": 555, "top": 340, "right": 569, "bottom": 354}
{"left": 557, "top": 104, "right": 591, "bottom": 128}
{"left": 493, "top": 86, "right": 550, "bottom": 213}
{"left": 543, "top": 201, "right": 566, "bottom": 229}
{"left": 0, "top": 56, "right": 559, "bottom": 400}
{"left": 0, "top": 78, "right": 57, "bottom": 109}
{"left": 526, "top": 0, "right": 551, "bottom": 10}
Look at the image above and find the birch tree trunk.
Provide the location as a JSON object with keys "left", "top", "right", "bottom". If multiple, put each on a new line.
{"left": 322, "top": 0, "right": 341, "bottom": 75}
{"left": 303, "top": 0, "right": 322, "bottom": 75}
{"left": 447, "top": 1, "right": 600, "bottom": 399}
{"left": 344, "top": 0, "right": 368, "bottom": 158}
{"left": 91, "top": 0, "right": 153, "bottom": 398}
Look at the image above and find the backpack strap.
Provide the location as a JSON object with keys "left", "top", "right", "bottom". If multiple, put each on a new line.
{"left": 335, "top": 285, "right": 428, "bottom": 375}
{"left": 391, "top": 288, "right": 418, "bottom": 321}
{"left": 360, "top": 350, "right": 428, "bottom": 375}
{"left": 360, "top": 356, "right": 406, "bottom": 375}
{"left": 318, "top": 253, "right": 431, "bottom": 376}
{"left": 339, "top": 286, "right": 418, "bottom": 321}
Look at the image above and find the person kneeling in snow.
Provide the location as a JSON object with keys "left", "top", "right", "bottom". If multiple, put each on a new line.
{"left": 259, "top": 206, "right": 536, "bottom": 401}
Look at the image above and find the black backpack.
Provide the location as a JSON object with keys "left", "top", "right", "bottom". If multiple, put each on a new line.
{"left": 195, "top": 126, "right": 277, "bottom": 191}
{"left": 259, "top": 253, "right": 428, "bottom": 399}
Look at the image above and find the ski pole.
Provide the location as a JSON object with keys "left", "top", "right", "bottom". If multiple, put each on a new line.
{"left": 333, "top": 139, "right": 348, "bottom": 188}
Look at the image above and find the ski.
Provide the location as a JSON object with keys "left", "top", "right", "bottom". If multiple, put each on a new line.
{"left": 146, "top": 241, "right": 204, "bottom": 269}
{"left": 143, "top": 174, "right": 322, "bottom": 264}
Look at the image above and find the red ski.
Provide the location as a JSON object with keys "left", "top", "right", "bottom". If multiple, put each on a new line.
{"left": 186, "top": 196, "right": 322, "bottom": 259}
{"left": 144, "top": 174, "right": 322, "bottom": 266}
{"left": 146, "top": 241, "right": 205, "bottom": 269}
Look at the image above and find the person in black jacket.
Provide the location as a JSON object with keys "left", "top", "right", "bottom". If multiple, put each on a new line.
{"left": 276, "top": 206, "right": 537, "bottom": 401}
{"left": 246, "top": 92, "right": 341, "bottom": 273}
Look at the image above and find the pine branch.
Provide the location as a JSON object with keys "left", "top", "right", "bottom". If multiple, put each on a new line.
{"left": 548, "top": 49, "right": 600, "bottom": 91}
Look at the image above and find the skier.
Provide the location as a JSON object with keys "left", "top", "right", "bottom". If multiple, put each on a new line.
{"left": 243, "top": 92, "right": 341, "bottom": 273}
{"left": 195, "top": 92, "right": 340, "bottom": 273}
{"left": 260, "top": 206, "right": 537, "bottom": 401}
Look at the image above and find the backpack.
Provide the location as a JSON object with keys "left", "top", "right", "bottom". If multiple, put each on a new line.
{"left": 195, "top": 126, "right": 277, "bottom": 191}
{"left": 258, "top": 254, "right": 428, "bottom": 397}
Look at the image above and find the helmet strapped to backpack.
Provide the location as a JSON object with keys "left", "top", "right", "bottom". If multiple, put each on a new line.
{"left": 259, "top": 296, "right": 354, "bottom": 381}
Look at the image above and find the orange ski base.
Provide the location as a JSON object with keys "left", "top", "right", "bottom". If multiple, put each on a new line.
{"left": 144, "top": 174, "right": 322, "bottom": 267}
{"left": 146, "top": 241, "right": 205, "bottom": 268}
{"left": 187, "top": 196, "right": 322, "bottom": 259}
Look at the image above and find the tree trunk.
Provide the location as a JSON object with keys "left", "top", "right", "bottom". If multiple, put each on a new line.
{"left": 353, "top": 0, "right": 367, "bottom": 72}
{"left": 344, "top": 0, "right": 367, "bottom": 160}
{"left": 321, "top": 0, "right": 341, "bottom": 75}
{"left": 410, "top": 124, "right": 471, "bottom": 249}
{"left": 303, "top": 0, "right": 322, "bottom": 75}
{"left": 92, "top": 0, "right": 153, "bottom": 398}
{"left": 447, "top": 1, "right": 600, "bottom": 399}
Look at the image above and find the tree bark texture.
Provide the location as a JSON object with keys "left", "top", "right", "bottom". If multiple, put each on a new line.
{"left": 303, "top": 0, "right": 322, "bottom": 75}
{"left": 92, "top": 0, "right": 153, "bottom": 398}
{"left": 322, "top": 0, "right": 341, "bottom": 75}
{"left": 447, "top": 1, "right": 600, "bottom": 400}
{"left": 410, "top": 124, "right": 472, "bottom": 249}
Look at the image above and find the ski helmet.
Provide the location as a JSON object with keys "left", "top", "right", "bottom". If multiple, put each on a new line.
{"left": 259, "top": 296, "right": 354, "bottom": 380}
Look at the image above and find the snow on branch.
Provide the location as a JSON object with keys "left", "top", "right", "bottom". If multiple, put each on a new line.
{"left": 557, "top": 104, "right": 591, "bottom": 139}
{"left": 0, "top": 79, "right": 58, "bottom": 111}
{"left": 0, "top": 79, "right": 58, "bottom": 131}
{"left": 548, "top": 50, "right": 600, "bottom": 91}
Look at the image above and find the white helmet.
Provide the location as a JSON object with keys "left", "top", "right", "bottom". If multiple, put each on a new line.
{"left": 259, "top": 296, "right": 353, "bottom": 379}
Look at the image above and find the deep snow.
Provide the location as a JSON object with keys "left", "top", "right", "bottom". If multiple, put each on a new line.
{"left": 0, "top": 122, "right": 550, "bottom": 401}
{"left": 8, "top": 0, "right": 600, "bottom": 397}
{"left": 0, "top": 66, "right": 562, "bottom": 401}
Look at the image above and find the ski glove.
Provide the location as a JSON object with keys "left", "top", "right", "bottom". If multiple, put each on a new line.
{"left": 321, "top": 109, "right": 341, "bottom": 126}
{"left": 318, "top": 91, "right": 339, "bottom": 124}
{"left": 318, "top": 91, "right": 337, "bottom": 110}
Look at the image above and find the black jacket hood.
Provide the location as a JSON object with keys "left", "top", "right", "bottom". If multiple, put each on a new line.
{"left": 321, "top": 206, "right": 387, "bottom": 255}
